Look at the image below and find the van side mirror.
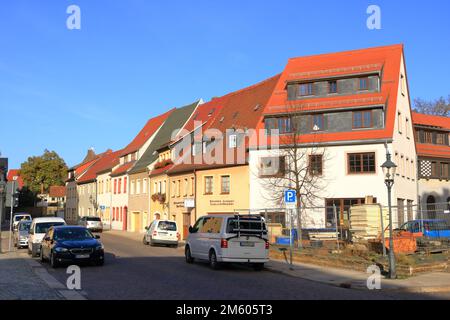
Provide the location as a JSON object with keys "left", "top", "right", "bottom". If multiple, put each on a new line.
{"left": 189, "top": 226, "right": 195, "bottom": 234}
{"left": 95, "top": 235, "right": 101, "bottom": 239}
{"left": 145, "top": 226, "right": 149, "bottom": 230}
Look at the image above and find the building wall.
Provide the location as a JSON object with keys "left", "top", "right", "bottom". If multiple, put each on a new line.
{"left": 110, "top": 174, "right": 129, "bottom": 230}
{"left": 77, "top": 182, "right": 97, "bottom": 219}
{"left": 149, "top": 174, "right": 169, "bottom": 222}
{"left": 65, "top": 181, "right": 78, "bottom": 224}
{"left": 196, "top": 165, "right": 249, "bottom": 217}
{"left": 168, "top": 172, "right": 196, "bottom": 239}
{"left": 390, "top": 53, "right": 419, "bottom": 222}
{"left": 129, "top": 171, "right": 150, "bottom": 232}
{"left": 249, "top": 143, "right": 407, "bottom": 228}
{"left": 97, "top": 171, "right": 112, "bottom": 226}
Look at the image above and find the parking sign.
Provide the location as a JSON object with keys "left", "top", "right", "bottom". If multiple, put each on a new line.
{"left": 284, "top": 190, "right": 297, "bottom": 204}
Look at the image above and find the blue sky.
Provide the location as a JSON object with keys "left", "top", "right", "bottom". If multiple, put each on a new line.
{"left": 1, "top": 0, "right": 449, "bottom": 169}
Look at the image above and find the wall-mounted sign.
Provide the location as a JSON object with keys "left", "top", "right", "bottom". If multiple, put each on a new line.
{"left": 210, "top": 200, "right": 234, "bottom": 206}
{"left": 184, "top": 199, "right": 195, "bottom": 208}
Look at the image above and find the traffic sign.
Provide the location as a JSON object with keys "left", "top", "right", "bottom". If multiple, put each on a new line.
{"left": 284, "top": 190, "right": 297, "bottom": 205}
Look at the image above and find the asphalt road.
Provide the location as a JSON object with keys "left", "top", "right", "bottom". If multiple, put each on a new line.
{"left": 28, "top": 231, "right": 446, "bottom": 300}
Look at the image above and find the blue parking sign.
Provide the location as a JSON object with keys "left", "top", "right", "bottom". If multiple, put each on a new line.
{"left": 284, "top": 190, "right": 296, "bottom": 204}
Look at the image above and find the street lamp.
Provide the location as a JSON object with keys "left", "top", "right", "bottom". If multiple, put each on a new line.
{"left": 381, "top": 146, "right": 397, "bottom": 279}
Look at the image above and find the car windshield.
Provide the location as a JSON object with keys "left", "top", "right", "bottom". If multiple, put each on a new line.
{"left": 19, "top": 222, "right": 31, "bottom": 232}
{"left": 158, "top": 221, "right": 176, "bottom": 231}
{"left": 35, "top": 222, "right": 65, "bottom": 234}
{"left": 86, "top": 217, "right": 101, "bottom": 222}
{"left": 227, "top": 217, "right": 267, "bottom": 234}
{"left": 15, "top": 216, "right": 30, "bottom": 221}
{"left": 54, "top": 228, "right": 94, "bottom": 241}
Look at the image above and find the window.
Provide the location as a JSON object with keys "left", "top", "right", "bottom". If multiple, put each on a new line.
{"left": 131, "top": 181, "right": 135, "bottom": 195}
{"left": 118, "top": 178, "right": 122, "bottom": 194}
{"left": 309, "top": 155, "right": 323, "bottom": 176}
{"left": 171, "top": 181, "right": 176, "bottom": 197}
{"left": 259, "top": 156, "right": 286, "bottom": 177}
{"left": 221, "top": 175, "right": 230, "bottom": 194}
{"left": 204, "top": 176, "right": 213, "bottom": 195}
{"left": 312, "top": 114, "right": 325, "bottom": 131}
{"left": 431, "top": 162, "right": 438, "bottom": 177}
{"left": 436, "top": 133, "right": 446, "bottom": 145}
{"left": 184, "top": 179, "right": 188, "bottom": 196}
{"left": 278, "top": 117, "right": 292, "bottom": 134}
{"left": 136, "top": 179, "right": 141, "bottom": 194}
{"left": 192, "top": 144, "right": 197, "bottom": 156}
{"left": 162, "top": 180, "right": 166, "bottom": 194}
{"left": 114, "top": 179, "right": 117, "bottom": 194}
{"left": 264, "top": 118, "right": 277, "bottom": 135}
{"left": 359, "top": 77, "right": 369, "bottom": 90}
{"left": 424, "top": 131, "right": 433, "bottom": 144}
{"left": 329, "top": 81, "right": 337, "bottom": 94}
{"left": 299, "top": 83, "right": 313, "bottom": 96}
{"left": 200, "top": 217, "right": 223, "bottom": 234}
{"left": 229, "top": 134, "right": 237, "bottom": 148}
{"left": 398, "top": 112, "right": 403, "bottom": 134}
{"left": 405, "top": 118, "right": 410, "bottom": 138}
{"left": 441, "top": 163, "right": 449, "bottom": 179}
{"left": 177, "top": 180, "right": 181, "bottom": 197}
{"left": 353, "top": 110, "right": 372, "bottom": 129}
{"left": 348, "top": 153, "right": 376, "bottom": 174}
{"left": 143, "top": 179, "right": 147, "bottom": 194}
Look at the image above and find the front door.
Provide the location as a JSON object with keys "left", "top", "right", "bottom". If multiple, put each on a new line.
{"left": 183, "top": 212, "right": 191, "bottom": 240}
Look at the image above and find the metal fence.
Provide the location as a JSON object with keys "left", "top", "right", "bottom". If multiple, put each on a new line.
{"left": 235, "top": 201, "right": 450, "bottom": 253}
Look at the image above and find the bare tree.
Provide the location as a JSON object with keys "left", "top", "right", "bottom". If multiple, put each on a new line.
{"left": 414, "top": 96, "right": 449, "bottom": 117}
{"left": 256, "top": 103, "right": 330, "bottom": 248}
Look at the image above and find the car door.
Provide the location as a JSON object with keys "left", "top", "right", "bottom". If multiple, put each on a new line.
{"left": 189, "top": 217, "right": 204, "bottom": 257}
{"left": 28, "top": 222, "right": 35, "bottom": 250}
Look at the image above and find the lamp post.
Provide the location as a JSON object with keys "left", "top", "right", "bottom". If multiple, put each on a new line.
{"left": 381, "top": 146, "right": 397, "bottom": 279}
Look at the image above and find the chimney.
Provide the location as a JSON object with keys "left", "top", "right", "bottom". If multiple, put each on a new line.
{"left": 82, "top": 148, "right": 97, "bottom": 164}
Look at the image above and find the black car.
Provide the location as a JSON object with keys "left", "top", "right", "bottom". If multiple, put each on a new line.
{"left": 40, "top": 225, "right": 105, "bottom": 268}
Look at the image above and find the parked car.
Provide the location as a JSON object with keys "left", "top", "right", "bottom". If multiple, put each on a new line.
{"left": 14, "top": 220, "right": 32, "bottom": 248}
{"left": 13, "top": 213, "right": 32, "bottom": 231}
{"left": 40, "top": 226, "right": 104, "bottom": 268}
{"left": 28, "top": 217, "right": 66, "bottom": 257}
{"left": 399, "top": 219, "right": 450, "bottom": 239}
{"left": 143, "top": 220, "right": 180, "bottom": 247}
{"left": 78, "top": 216, "right": 103, "bottom": 233}
{"left": 185, "top": 214, "right": 269, "bottom": 270}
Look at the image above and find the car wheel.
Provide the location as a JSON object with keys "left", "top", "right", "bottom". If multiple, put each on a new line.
{"left": 253, "top": 263, "right": 265, "bottom": 271}
{"left": 40, "top": 248, "right": 46, "bottom": 262}
{"left": 31, "top": 246, "right": 38, "bottom": 258}
{"left": 142, "top": 236, "right": 148, "bottom": 245}
{"left": 185, "top": 246, "right": 194, "bottom": 264}
{"left": 149, "top": 238, "right": 155, "bottom": 247}
{"left": 50, "top": 252, "right": 59, "bottom": 268}
{"left": 209, "top": 250, "right": 220, "bottom": 270}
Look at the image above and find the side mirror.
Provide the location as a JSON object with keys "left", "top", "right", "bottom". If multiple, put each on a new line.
{"left": 145, "top": 226, "right": 149, "bottom": 230}
{"left": 188, "top": 226, "right": 195, "bottom": 234}
{"left": 44, "top": 236, "right": 51, "bottom": 241}
{"left": 95, "top": 235, "right": 101, "bottom": 239}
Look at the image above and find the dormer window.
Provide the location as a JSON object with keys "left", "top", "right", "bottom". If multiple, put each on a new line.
{"left": 299, "top": 83, "right": 314, "bottom": 96}
{"left": 359, "top": 77, "right": 369, "bottom": 91}
{"left": 329, "top": 81, "right": 338, "bottom": 94}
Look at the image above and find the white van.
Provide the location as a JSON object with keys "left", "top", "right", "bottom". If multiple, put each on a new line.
{"left": 185, "top": 214, "right": 269, "bottom": 270}
{"left": 28, "top": 217, "right": 66, "bottom": 257}
{"left": 13, "top": 213, "right": 32, "bottom": 230}
{"left": 143, "top": 220, "right": 180, "bottom": 247}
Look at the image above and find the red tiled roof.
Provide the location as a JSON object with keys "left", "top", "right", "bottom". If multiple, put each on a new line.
{"left": 49, "top": 186, "right": 66, "bottom": 197}
{"left": 416, "top": 144, "right": 450, "bottom": 159}
{"left": 412, "top": 112, "right": 450, "bottom": 130}
{"left": 77, "top": 149, "right": 121, "bottom": 184}
{"left": 260, "top": 44, "right": 405, "bottom": 145}
{"left": 7, "top": 169, "right": 24, "bottom": 189}
{"left": 74, "top": 159, "right": 97, "bottom": 178}
{"left": 111, "top": 161, "right": 136, "bottom": 177}
{"left": 120, "top": 110, "right": 174, "bottom": 157}
{"left": 149, "top": 164, "right": 174, "bottom": 177}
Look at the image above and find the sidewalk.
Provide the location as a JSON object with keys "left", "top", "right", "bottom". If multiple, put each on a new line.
{"left": 0, "top": 231, "right": 86, "bottom": 300}
{"left": 266, "top": 258, "right": 450, "bottom": 294}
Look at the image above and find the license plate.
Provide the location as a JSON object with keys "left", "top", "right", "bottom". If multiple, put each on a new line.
{"left": 240, "top": 242, "right": 255, "bottom": 247}
{"left": 76, "top": 254, "right": 90, "bottom": 259}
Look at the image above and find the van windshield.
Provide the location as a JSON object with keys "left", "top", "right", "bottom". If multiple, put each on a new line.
{"left": 158, "top": 221, "right": 176, "bottom": 231}
{"left": 35, "top": 222, "right": 65, "bottom": 234}
{"left": 15, "top": 216, "right": 30, "bottom": 221}
{"left": 86, "top": 217, "right": 101, "bottom": 222}
{"left": 227, "top": 218, "right": 267, "bottom": 235}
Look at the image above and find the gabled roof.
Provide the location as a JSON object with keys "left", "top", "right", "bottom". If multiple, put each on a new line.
{"left": 120, "top": 109, "right": 174, "bottom": 157}
{"left": 260, "top": 44, "right": 405, "bottom": 145}
{"left": 49, "top": 186, "right": 66, "bottom": 198}
{"left": 168, "top": 74, "right": 279, "bottom": 175}
{"left": 128, "top": 100, "right": 200, "bottom": 175}
{"left": 77, "top": 149, "right": 121, "bottom": 184}
{"left": 111, "top": 161, "right": 136, "bottom": 177}
{"left": 412, "top": 112, "right": 450, "bottom": 131}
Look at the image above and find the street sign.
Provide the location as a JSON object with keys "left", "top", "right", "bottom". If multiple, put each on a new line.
{"left": 284, "top": 190, "right": 296, "bottom": 204}
{"left": 184, "top": 199, "right": 195, "bottom": 208}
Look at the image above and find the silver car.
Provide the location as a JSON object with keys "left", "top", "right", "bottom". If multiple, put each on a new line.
{"left": 79, "top": 216, "right": 103, "bottom": 233}
{"left": 14, "top": 220, "right": 32, "bottom": 248}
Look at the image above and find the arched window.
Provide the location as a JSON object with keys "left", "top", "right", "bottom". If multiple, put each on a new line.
{"left": 426, "top": 195, "right": 436, "bottom": 219}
